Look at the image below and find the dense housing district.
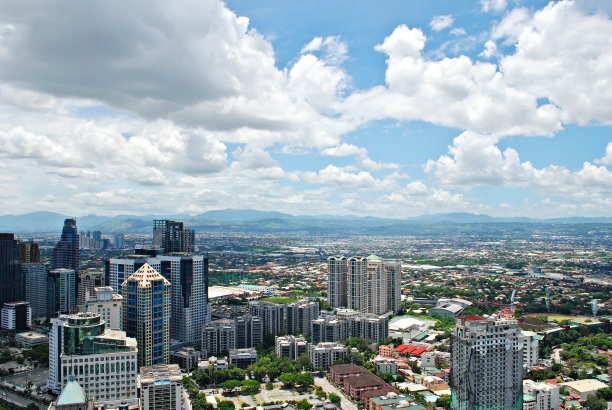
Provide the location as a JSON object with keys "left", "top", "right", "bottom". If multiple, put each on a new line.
{"left": 0, "top": 219, "right": 611, "bottom": 410}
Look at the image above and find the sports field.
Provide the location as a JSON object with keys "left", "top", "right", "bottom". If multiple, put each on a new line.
{"left": 525, "top": 313, "right": 594, "bottom": 323}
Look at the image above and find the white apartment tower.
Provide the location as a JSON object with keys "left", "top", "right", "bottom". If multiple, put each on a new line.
{"left": 450, "top": 316, "right": 523, "bottom": 410}
{"left": 329, "top": 255, "right": 402, "bottom": 315}
{"left": 327, "top": 256, "right": 347, "bottom": 308}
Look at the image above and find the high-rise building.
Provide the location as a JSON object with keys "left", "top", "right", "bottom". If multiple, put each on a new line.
{"left": 327, "top": 256, "right": 347, "bottom": 308}
{"left": 122, "top": 263, "right": 171, "bottom": 368}
{"left": 54, "top": 268, "right": 77, "bottom": 314}
{"left": 140, "top": 364, "right": 184, "bottom": 410}
{"left": 0, "top": 233, "right": 24, "bottom": 305}
{"left": 17, "top": 241, "right": 40, "bottom": 263}
{"left": 111, "top": 233, "right": 125, "bottom": 249}
{"left": 329, "top": 255, "right": 402, "bottom": 315}
{"left": 450, "top": 316, "right": 523, "bottom": 410}
{"left": 47, "top": 312, "right": 138, "bottom": 406}
{"left": 311, "top": 310, "right": 388, "bottom": 343}
{"left": 157, "top": 254, "right": 210, "bottom": 348}
{"left": 106, "top": 256, "right": 157, "bottom": 296}
{"left": 23, "top": 263, "right": 47, "bottom": 319}
{"left": 235, "top": 314, "right": 263, "bottom": 349}
{"left": 47, "top": 270, "right": 59, "bottom": 318}
{"left": 249, "top": 301, "right": 286, "bottom": 337}
{"left": 1, "top": 302, "right": 31, "bottom": 331}
{"left": 53, "top": 219, "right": 80, "bottom": 271}
{"left": 311, "top": 316, "right": 349, "bottom": 344}
{"left": 77, "top": 270, "right": 102, "bottom": 307}
{"left": 286, "top": 300, "right": 319, "bottom": 336}
{"left": 152, "top": 220, "right": 195, "bottom": 253}
{"left": 347, "top": 256, "right": 368, "bottom": 312}
{"left": 275, "top": 335, "right": 308, "bottom": 360}
{"left": 84, "top": 287, "right": 123, "bottom": 330}
{"left": 309, "top": 342, "right": 348, "bottom": 370}
{"left": 202, "top": 319, "right": 235, "bottom": 356}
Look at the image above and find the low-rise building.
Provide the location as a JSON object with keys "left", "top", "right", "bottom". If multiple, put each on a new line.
{"left": 420, "top": 375, "right": 448, "bottom": 391}
{"left": 523, "top": 380, "right": 559, "bottom": 410}
{"left": 171, "top": 346, "right": 199, "bottom": 371}
{"left": 344, "top": 372, "right": 395, "bottom": 401}
{"left": 559, "top": 379, "right": 607, "bottom": 401}
{"left": 329, "top": 364, "right": 367, "bottom": 386}
{"left": 374, "top": 359, "right": 397, "bottom": 375}
{"left": 15, "top": 331, "right": 48, "bottom": 348}
{"left": 229, "top": 348, "right": 258, "bottom": 369}
{"left": 369, "top": 392, "right": 425, "bottom": 410}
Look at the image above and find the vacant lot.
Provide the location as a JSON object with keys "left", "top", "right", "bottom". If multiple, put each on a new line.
{"left": 525, "top": 314, "right": 594, "bottom": 323}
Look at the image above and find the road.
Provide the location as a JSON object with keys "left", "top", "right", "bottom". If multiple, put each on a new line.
{"left": 0, "top": 387, "right": 47, "bottom": 409}
{"left": 314, "top": 376, "right": 357, "bottom": 410}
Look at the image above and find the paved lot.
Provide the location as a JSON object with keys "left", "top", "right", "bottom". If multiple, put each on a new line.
{"left": 3, "top": 367, "right": 49, "bottom": 390}
{"left": 213, "top": 384, "right": 322, "bottom": 408}
{"left": 0, "top": 387, "right": 47, "bottom": 409}
{"left": 314, "top": 376, "right": 357, "bottom": 410}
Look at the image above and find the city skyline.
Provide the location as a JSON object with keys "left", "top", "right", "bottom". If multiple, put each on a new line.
{"left": 1, "top": 0, "right": 612, "bottom": 219}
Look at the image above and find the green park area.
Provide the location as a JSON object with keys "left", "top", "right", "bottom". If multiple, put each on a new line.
{"left": 260, "top": 297, "right": 301, "bottom": 304}
{"left": 526, "top": 314, "right": 595, "bottom": 323}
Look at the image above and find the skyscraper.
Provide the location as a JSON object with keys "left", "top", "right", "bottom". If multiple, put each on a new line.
{"left": 157, "top": 254, "right": 210, "bottom": 348}
{"left": 23, "top": 263, "right": 47, "bottom": 319}
{"left": 122, "top": 263, "right": 171, "bottom": 368}
{"left": 53, "top": 219, "right": 80, "bottom": 271}
{"left": 17, "top": 241, "right": 40, "bottom": 263}
{"left": 286, "top": 300, "right": 319, "bottom": 336}
{"left": 152, "top": 220, "right": 195, "bottom": 253}
{"left": 450, "top": 316, "right": 523, "bottom": 410}
{"left": 106, "top": 256, "right": 157, "bottom": 296}
{"left": 327, "top": 256, "right": 347, "bottom": 308}
{"left": 55, "top": 268, "right": 77, "bottom": 314}
{"left": 0, "top": 233, "right": 23, "bottom": 305}
{"left": 329, "top": 254, "right": 402, "bottom": 315}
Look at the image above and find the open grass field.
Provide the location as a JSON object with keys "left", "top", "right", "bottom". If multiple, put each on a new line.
{"left": 525, "top": 313, "right": 594, "bottom": 323}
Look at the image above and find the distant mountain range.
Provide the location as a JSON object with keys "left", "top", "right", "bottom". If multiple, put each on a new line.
{"left": 1, "top": 209, "right": 612, "bottom": 233}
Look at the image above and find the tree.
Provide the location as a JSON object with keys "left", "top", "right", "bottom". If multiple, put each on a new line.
{"left": 279, "top": 373, "right": 295, "bottom": 388}
{"left": 295, "top": 399, "right": 312, "bottom": 410}
{"left": 218, "top": 401, "right": 236, "bottom": 410}
{"left": 241, "top": 379, "right": 260, "bottom": 395}
{"left": 295, "top": 372, "right": 314, "bottom": 388}
{"left": 220, "top": 379, "right": 242, "bottom": 393}
{"left": 437, "top": 395, "right": 451, "bottom": 410}
{"left": 583, "top": 395, "right": 607, "bottom": 410}
{"left": 328, "top": 392, "right": 341, "bottom": 405}
{"left": 266, "top": 381, "right": 274, "bottom": 390}
{"left": 597, "top": 387, "right": 612, "bottom": 401}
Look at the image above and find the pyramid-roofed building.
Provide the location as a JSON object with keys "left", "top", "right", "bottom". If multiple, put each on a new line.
{"left": 123, "top": 263, "right": 170, "bottom": 289}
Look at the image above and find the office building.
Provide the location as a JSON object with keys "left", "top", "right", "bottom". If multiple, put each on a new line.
{"left": 286, "top": 299, "right": 319, "bottom": 336}
{"left": 122, "top": 263, "right": 171, "bottom": 368}
{"left": 106, "top": 256, "right": 156, "bottom": 296}
{"left": 77, "top": 270, "right": 102, "bottom": 307}
{"left": 1, "top": 301, "right": 31, "bottom": 331}
{"left": 235, "top": 314, "right": 263, "bottom": 349}
{"left": 330, "top": 255, "right": 402, "bottom": 315}
{"left": 202, "top": 319, "right": 235, "bottom": 356}
{"left": 140, "top": 364, "right": 185, "bottom": 410}
{"left": 111, "top": 233, "right": 125, "bottom": 249}
{"left": 55, "top": 268, "right": 77, "bottom": 314}
{"left": 249, "top": 301, "right": 286, "bottom": 336}
{"left": 47, "top": 312, "right": 138, "bottom": 406}
{"left": 84, "top": 287, "right": 123, "bottom": 330}
{"left": 23, "top": 263, "right": 47, "bottom": 319}
{"left": 450, "top": 316, "right": 523, "bottom": 410}
{"left": 0, "top": 233, "right": 24, "bottom": 306}
{"left": 171, "top": 346, "right": 199, "bottom": 371}
{"left": 152, "top": 220, "right": 195, "bottom": 253}
{"left": 523, "top": 380, "right": 559, "bottom": 410}
{"left": 327, "top": 256, "right": 347, "bottom": 308}
{"left": 309, "top": 342, "right": 347, "bottom": 370}
{"left": 275, "top": 335, "right": 308, "bottom": 360}
{"left": 229, "top": 348, "right": 258, "bottom": 369}
{"left": 17, "top": 241, "right": 40, "bottom": 263}
{"left": 53, "top": 219, "right": 80, "bottom": 271}
{"left": 16, "top": 331, "right": 49, "bottom": 348}
{"left": 47, "top": 270, "right": 59, "bottom": 318}
{"left": 157, "top": 254, "right": 210, "bottom": 348}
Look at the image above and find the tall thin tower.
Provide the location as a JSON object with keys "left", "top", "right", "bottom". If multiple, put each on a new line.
{"left": 327, "top": 256, "right": 347, "bottom": 308}
{"left": 52, "top": 219, "right": 80, "bottom": 271}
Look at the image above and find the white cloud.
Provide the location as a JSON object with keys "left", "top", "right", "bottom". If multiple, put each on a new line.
{"left": 450, "top": 28, "right": 467, "bottom": 36}
{"left": 481, "top": 0, "right": 508, "bottom": 13}
{"left": 595, "top": 142, "right": 612, "bottom": 165}
{"left": 425, "top": 131, "right": 612, "bottom": 202}
{"left": 321, "top": 143, "right": 367, "bottom": 157}
{"left": 430, "top": 15, "right": 454, "bottom": 31}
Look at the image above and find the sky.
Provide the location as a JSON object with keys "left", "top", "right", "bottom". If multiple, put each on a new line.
{"left": 0, "top": 0, "right": 612, "bottom": 218}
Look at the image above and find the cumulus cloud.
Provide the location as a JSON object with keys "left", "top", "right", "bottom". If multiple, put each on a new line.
{"left": 430, "top": 15, "right": 454, "bottom": 31}
{"left": 425, "top": 131, "right": 612, "bottom": 201}
{"left": 481, "top": 0, "right": 507, "bottom": 13}
{"left": 595, "top": 142, "right": 612, "bottom": 165}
